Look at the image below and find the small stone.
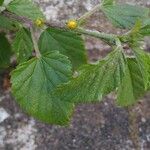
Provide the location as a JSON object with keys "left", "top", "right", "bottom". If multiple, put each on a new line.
{"left": 141, "top": 117, "right": 146, "bottom": 123}
{"left": 0, "top": 108, "right": 10, "bottom": 123}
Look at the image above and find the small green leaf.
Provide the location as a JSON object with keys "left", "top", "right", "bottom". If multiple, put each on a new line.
{"left": 11, "top": 51, "right": 74, "bottom": 125}
{"left": 102, "top": 4, "right": 149, "bottom": 29}
{"left": 102, "top": 0, "right": 116, "bottom": 6}
{"left": 130, "top": 20, "right": 142, "bottom": 35}
{"left": 140, "top": 27, "right": 150, "bottom": 36}
{"left": 12, "top": 28, "right": 33, "bottom": 62}
{"left": 39, "top": 28, "right": 87, "bottom": 69}
{"left": 54, "top": 48, "right": 126, "bottom": 103}
{"left": 129, "top": 19, "right": 150, "bottom": 37}
{"left": 132, "top": 46, "right": 150, "bottom": 89}
{"left": 139, "top": 19, "right": 150, "bottom": 36}
{"left": 0, "top": 15, "right": 18, "bottom": 30}
{"left": 143, "top": 19, "right": 150, "bottom": 26}
{"left": 0, "top": 33, "right": 12, "bottom": 68}
{"left": 117, "top": 58, "right": 145, "bottom": 106}
{"left": 0, "top": 0, "right": 4, "bottom": 6}
{"left": 7, "top": 0, "right": 44, "bottom": 21}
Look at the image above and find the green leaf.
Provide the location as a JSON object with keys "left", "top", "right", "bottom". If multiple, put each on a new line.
{"left": 0, "top": 15, "right": 18, "bottom": 30}
{"left": 54, "top": 48, "right": 126, "bottom": 103}
{"left": 132, "top": 47, "right": 150, "bottom": 89}
{"left": 11, "top": 51, "right": 74, "bottom": 125}
{"left": 0, "top": 33, "right": 12, "bottom": 68}
{"left": 129, "top": 19, "right": 150, "bottom": 37}
{"left": 143, "top": 19, "right": 150, "bottom": 26}
{"left": 102, "top": 0, "right": 116, "bottom": 6}
{"left": 140, "top": 27, "right": 150, "bottom": 36}
{"left": 0, "top": 0, "right": 4, "bottom": 6}
{"left": 139, "top": 19, "right": 150, "bottom": 36}
{"left": 130, "top": 20, "right": 142, "bottom": 35}
{"left": 7, "top": 0, "right": 44, "bottom": 21}
{"left": 39, "top": 28, "right": 87, "bottom": 69}
{"left": 117, "top": 58, "right": 145, "bottom": 106}
{"left": 12, "top": 28, "right": 33, "bottom": 62}
{"left": 102, "top": 4, "right": 149, "bottom": 29}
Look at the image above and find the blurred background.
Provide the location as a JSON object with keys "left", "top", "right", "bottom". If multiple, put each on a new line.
{"left": 0, "top": 0, "right": 150, "bottom": 149}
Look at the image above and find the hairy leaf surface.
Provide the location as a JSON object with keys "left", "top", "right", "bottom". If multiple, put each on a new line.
{"left": 132, "top": 47, "right": 150, "bottom": 89}
{"left": 140, "top": 19, "right": 150, "bottom": 36}
{"left": 0, "top": 15, "right": 18, "bottom": 30}
{"left": 39, "top": 28, "right": 87, "bottom": 69}
{"left": 54, "top": 48, "right": 126, "bottom": 103}
{"left": 7, "top": 0, "right": 44, "bottom": 21}
{"left": 117, "top": 58, "right": 145, "bottom": 106}
{"left": 102, "top": 4, "right": 149, "bottom": 29}
{"left": 102, "top": 0, "right": 116, "bottom": 6}
{"left": 12, "top": 28, "right": 33, "bottom": 62}
{"left": 0, "top": 33, "right": 11, "bottom": 68}
{"left": 11, "top": 51, "right": 74, "bottom": 125}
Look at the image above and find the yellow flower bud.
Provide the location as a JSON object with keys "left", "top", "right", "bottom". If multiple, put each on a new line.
{"left": 67, "top": 20, "right": 78, "bottom": 30}
{"left": 35, "top": 18, "right": 45, "bottom": 27}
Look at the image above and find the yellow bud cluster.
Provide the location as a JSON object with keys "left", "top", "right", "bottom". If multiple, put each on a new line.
{"left": 35, "top": 18, "right": 45, "bottom": 27}
{"left": 67, "top": 20, "right": 78, "bottom": 30}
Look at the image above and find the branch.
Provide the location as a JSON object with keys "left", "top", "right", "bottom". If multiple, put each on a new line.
{"left": 78, "top": 4, "right": 101, "bottom": 25}
{"left": 76, "top": 28, "right": 116, "bottom": 44}
{"left": 2, "top": 11, "right": 33, "bottom": 27}
{"left": 2, "top": 10, "right": 117, "bottom": 45}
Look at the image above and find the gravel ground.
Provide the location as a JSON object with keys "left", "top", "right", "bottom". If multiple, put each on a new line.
{"left": 0, "top": 0, "right": 150, "bottom": 150}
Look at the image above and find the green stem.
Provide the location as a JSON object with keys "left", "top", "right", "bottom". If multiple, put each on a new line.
{"left": 30, "top": 27, "right": 41, "bottom": 58}
{"left": 78, "top": 4, "right": 101, "bottom": 25}
{"left": 76, "top": 27, "right": 117, "bottom": 44}
{"left": 115, "top": 38, "right": 122, "bottom": 47}
{"left": 2, "top": 10, "right": 119, "bottom": 45}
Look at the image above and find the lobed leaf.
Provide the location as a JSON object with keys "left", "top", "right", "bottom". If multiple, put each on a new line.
{"left": 132, "top": 46, "right": 150, "bottom": 89}
{"left": 102, "top": 4, "right": 149, "bottom": 29}
{"left": 7, "top": 0, "right": 44, "bottom": 21}
{"left": 117, "top": 58, "right": 145, "bottom": 106}
{"left": 11, "top": 51, "right": 74, "bottom": 125}
{"left": 12, "top": 28, "right": 33, "bottom": 62}
{"left": 39, "top": 28, "right": 87, "bottom": 69}
{"left": 54, "top": 48, "right": 126, "bottom": 103}
{"left": 0, "top": 15, "right": 19, "bottom": 30}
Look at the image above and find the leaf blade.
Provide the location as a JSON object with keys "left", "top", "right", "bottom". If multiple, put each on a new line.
{"left": 140, "top": 19, "right": 150, "bottom": 36}
{"left": 0, "top": 0, "right": 4, "bottom": 6}
{"left": 102, "top": 4, "right": 149, "bottom": 29}
{"left": 12, "top": 28, "right": 33, "bottom": 63}
{"left": 102, "top": 0, "right": 116, "bottom": 6}
{"left": 117, "top": 58, "right": 145, "bottom": 106}
{"left": 0, "top": 15, "right": 18, "bottom": 30}
{"left": 54, "top": 48, "right": 126, "bottom": 103}
{"left": 132, "top": 46, "right": 150, "bottom": 89}
{"left": 39, "top": 28, "right": 87, "bottom": 69}
{"left": 7, "top": 0, "right": 44, "bottom": 21}
{"left": 11, "top": 51, "right": 74, "bottom": 125}
{"left": 0, "top": 33, "right": 12, "bottom": 68}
